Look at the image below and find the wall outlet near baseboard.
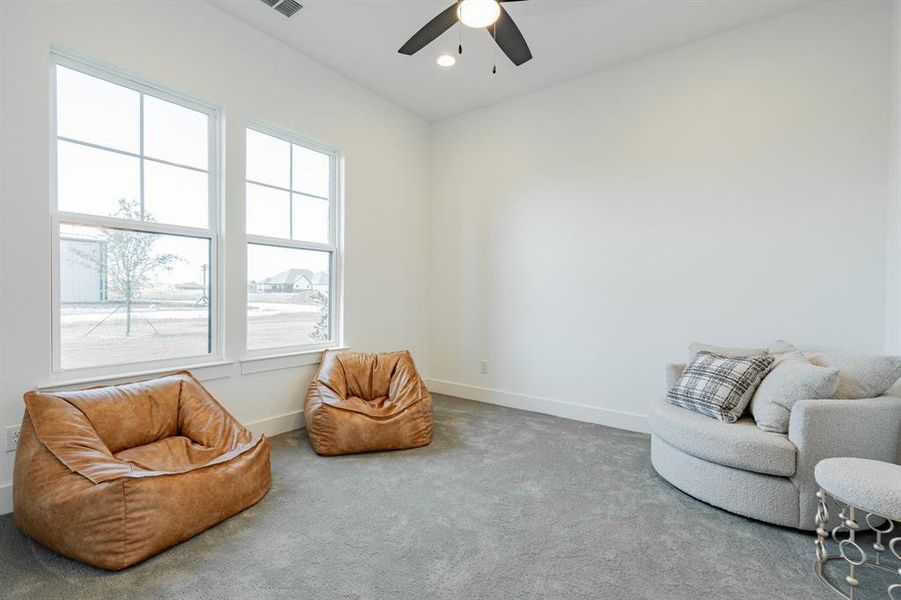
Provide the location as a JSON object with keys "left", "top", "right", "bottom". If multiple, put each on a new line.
{"left": 5, "top": 426, "right": 20, "bottom": 453}
{"left": 480, "top": 360, "right": 489, "bottom": 375}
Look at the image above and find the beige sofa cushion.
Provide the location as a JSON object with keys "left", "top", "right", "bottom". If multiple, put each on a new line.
{"left": 750, "top": 353, "right": 840, "bottom": 434}
{"left": 649, "top": 396, "right": 796, "bottom": 477}
{"left": 688, "top": 341, "right": 768, "bottom": 359}
{"left": 664, "top": 363, "right": 686, "bottom": 391}
{"left": 687, "top": 339, "right": 797, "bottom": 361}
{"left": 808, "top": 353, "right": 901, "bottom": 399}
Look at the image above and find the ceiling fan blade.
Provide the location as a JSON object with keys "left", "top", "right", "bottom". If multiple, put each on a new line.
{"left": 398, "top": 3, "right": 460, "bottom": 56}
{"left": 493, "top": 5, "right": 532, "bottom": 66}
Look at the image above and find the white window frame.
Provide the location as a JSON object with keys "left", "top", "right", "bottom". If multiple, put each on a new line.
{"left": 49, "top": 51, "right": 224, "bottom": 378}
{"left": 244, "top": 120, "right": 343, "bottom": 357}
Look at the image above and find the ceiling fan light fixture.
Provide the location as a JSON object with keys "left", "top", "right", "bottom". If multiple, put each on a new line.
{"left": 437, "top": 54, "right": 457, "bottom": 67}
{"left": 457, "top": 0, "right": 501, "bottom": 29}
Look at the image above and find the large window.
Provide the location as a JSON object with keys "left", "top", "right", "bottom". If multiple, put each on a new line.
{"left": 245, "top": 126, "right": 339, "bottom": 352}
{"left": 52, "top": 55, "right": 219, "bottom": 373}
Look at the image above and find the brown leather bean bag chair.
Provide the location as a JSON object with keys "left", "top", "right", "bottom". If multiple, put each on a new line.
{"left": 13, "top": 371, "right": 271, "bottom": 570}
{"left": 305, "top": 350, "right": 432, "bottom": 456}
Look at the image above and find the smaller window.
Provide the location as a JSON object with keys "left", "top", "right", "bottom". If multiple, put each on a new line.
{"left": 245, "top": 125, "right": 339, "bottom": 353}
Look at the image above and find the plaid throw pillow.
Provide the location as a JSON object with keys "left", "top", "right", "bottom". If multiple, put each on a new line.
{"left": 668, "top": 351, "right": 775, "bottom": 422}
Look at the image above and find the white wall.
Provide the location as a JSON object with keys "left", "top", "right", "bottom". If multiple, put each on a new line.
{"left": 0, "top": 3, "right": 5, "bottom": 511}
{"left": 887, "top": 0, "right": 901, "bottom": 354}
{"left": 428, "top": 1, "right": 893, "bottom": 430}
{"left": 0, "top": 0, "right": 431, "bottom": 513}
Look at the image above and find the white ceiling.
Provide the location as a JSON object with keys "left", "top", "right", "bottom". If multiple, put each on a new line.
{"left": 210, "top": 0, "right": 811, "bottom": 121}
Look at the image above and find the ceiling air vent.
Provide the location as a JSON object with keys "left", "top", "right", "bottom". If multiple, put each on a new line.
{"left": 260, "top": 0, "right": 303, "bottom": 18}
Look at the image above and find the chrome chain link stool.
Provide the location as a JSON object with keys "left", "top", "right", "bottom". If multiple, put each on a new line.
{"left": 814, "top": 458, "right": 901, "bottom": 599}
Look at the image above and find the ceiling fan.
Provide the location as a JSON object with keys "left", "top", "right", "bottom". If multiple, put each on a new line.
{"left": 398, "top": 0, "right": 532, "bottom": 69}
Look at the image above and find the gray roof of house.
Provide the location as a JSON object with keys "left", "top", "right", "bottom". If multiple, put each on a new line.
{"left": 263, "top": 268, "right": 327, "bottom": 286}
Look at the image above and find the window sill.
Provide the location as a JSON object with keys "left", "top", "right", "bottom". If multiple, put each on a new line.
{"left": 38, "top": 360, "right": 237, "bottom": 392}
{"left": 35, "top": 347, "right": 350, "bottom": 392}
{"left": 240, "top": 346, "right": 349, "bottom": 376}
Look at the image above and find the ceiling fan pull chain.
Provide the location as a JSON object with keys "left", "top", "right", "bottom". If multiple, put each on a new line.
{"left": 492, "top": 23, "right": 497, "bottom": 74}
{"left": 459, "top": 21, "right": 463, "bottom": 55}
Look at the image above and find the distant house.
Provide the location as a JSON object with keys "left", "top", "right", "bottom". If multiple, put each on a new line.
{"left": 59, "top": 234, "right": 107, "bottom": 303}
{"left": 254, "top": 268, "right": 328, "bottom": 294}
{"left": 309, "top": 271, "right": 329, "bottom": 296}
{"left": 291, "top": 271, "right": 313, "bottom": 292}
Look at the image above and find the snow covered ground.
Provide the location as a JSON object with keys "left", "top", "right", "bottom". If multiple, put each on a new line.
{"left": 59, "top": 297, "right": 327, "bottom": 369}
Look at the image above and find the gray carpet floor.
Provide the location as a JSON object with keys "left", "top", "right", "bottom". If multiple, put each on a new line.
{"left": 0, "top": 394, "right": 890, "bottom": 599}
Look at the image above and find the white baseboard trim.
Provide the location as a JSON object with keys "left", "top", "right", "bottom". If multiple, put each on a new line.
{"left": 245, "top": 410, "right": 305, "bottom": 437}
{"left": 1, "top": 483, "right": 11, "bottom": 516}
{"left": 428, "top": 379, "right": 649, "bottom": 434}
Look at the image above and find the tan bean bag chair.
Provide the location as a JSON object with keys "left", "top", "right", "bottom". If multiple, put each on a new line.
{"left": 13, "top": 371, "right": 271, "bottom": 570}
{"left": 305, "top": 350, "right": 432, "bottom": 456}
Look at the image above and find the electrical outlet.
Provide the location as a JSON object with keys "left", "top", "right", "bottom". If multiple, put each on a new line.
{"left": 480, "top": 360, "right": 489, "bottom": 375}
{"left": 5, "top": 426, "right": 20, "bottom": 453}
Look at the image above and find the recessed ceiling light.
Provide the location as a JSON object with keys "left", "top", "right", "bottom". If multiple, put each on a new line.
{"left": 437, "top": 54, "right": 457, "bottom": 67}
{"left": 457, "top": 0, "right": 501, "bottom": 29}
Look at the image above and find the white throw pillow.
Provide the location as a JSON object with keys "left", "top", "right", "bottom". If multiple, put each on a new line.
{"left": 807, "top": 354, "right": 901, "bottom": 399}
{"left": 750, "top": 354, "right": 839, "bottom": 433}
{"left": 768, "top": 339, "right": 799, "bottom": 355}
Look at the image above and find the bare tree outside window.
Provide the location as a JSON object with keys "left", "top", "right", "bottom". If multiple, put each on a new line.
{"left": 73, "top": 198, "right": 178, "bottom": 336}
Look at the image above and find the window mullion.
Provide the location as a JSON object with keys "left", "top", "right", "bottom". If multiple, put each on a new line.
{"left": 142, "top": 155, "right": 209, "bottom": 175}
{"left": 57, "top": 137, "right": 208, "bottom": 175}
{"left": 245, "top": 234, "right": 333, "bottom": 253}
{"left": 57, "top": 212, "right": 214, "bottom": 239}
{"left": 330, "top": 153, "right": 336, "bottom": 247}
{"left": 245, "top": 179, "right": 292, "bottom": 195}
{"left": 139, "top": 93, "right": 145, "bottom": 220}
{"left": 288, "top": 142, "right": 294, "bottom": 241}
